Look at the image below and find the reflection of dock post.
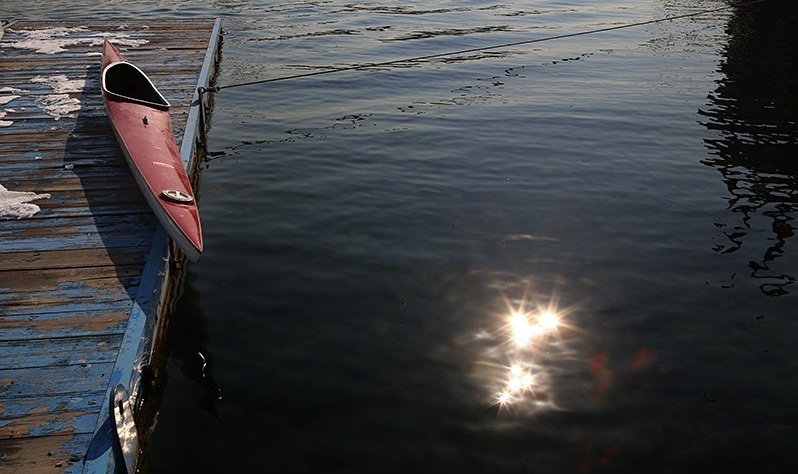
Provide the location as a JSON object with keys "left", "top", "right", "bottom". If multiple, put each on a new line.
{"left": 699, "top": 2, "right": 798, "bottom": 296}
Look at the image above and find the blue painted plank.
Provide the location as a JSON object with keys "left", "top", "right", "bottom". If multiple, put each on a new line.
{"left": 0, "top": 229, "right": 155, "bottom": 254}
{"left": 0, "top": 298, "right": 132, "bottom": 317}
{"left": 40, "top": 188, "right": 148, "bottom": 206}
{"left": 0, "top": 214, "right": 154, "bottom": 235}
{"left": 1, "top": 146, "right": 122, "bottom": 160}
{"left": 0, "top": 363, "right": 113, "bottom": 400}
{"left": 0, "top": 393, "right": 104, "bottom": 421}
{"left": 0, "top": 175, "right": 116, "bottom": 192}
{"left": 1, "top": 209, "right": 148, "bottom": 228}
{"left": 0, "top": 399, "right": 102, "bottom": 445}
{"left": 0, "top": 131, "right": 112, "bottom": 149}
{"left": 0, "top": 281, "right": 139, "bottom": 301}
{"left": 0, "top": 266, "right": 141, "bottom": 294}
{"left": 0, "top": 309, "right": 128, "bottom": 341}
{"left": 2, "top": 143, "right": 120, "bottom": 155}
{"left": 0, "top": 231, "right": 153, "bottom": 252}
{"left": 0, "top": 286, "right": 137, "bottom": 314}
{"left": 34, "top": 190, "right": 150, "bottom": 207}
{"left": 20, "top": 205, "right": 151, "bottom": 220}
{"left": 0, "top": 248, "right": 148, "bottom": 273}
{"left": 0, "top": 335, "right": 123, "bottom": 369}
{"left": 6, "top": 176, "right": 140, "bottom": 193}
{"left": 0, "top": 147, "right": 119, "bottom": 161}
{"left": 0, "top": 409, "right": 99, "bottom": 438}
{"left": 2, "top": 165, "right": 132, "bottom": 183}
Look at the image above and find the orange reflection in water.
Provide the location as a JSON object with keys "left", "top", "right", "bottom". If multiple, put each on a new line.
{"left": 578, "top": 435, "right": 618, "bottom": 473}
{"left": 589, "top": 350, "right": 613, "bottom": 397}
{"left": 589, "top": 346, "right": 656, "bottom": 399}
{"left": 578, "top": 347, "right": 655, "bottom": 471}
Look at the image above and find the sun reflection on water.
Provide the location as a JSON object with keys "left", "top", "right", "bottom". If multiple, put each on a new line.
{"left": 478, "top": 290, "right": 579, "bottom": 413}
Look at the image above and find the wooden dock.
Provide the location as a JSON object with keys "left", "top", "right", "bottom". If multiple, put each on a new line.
{"left": 0, "top": 19, "right": 221, "bottom": 473}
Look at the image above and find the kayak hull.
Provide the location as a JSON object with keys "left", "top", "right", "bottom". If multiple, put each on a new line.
{"left": 101, "top": 39, "right": 203, "bottom": 261}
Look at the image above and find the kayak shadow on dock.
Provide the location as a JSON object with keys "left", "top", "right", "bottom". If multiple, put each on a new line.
{"left": 63, "top": 62, "right": 158, "bottom": 301}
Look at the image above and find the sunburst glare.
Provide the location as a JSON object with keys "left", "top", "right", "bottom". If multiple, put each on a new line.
{"left": 507, "top": 364, "right": 535, "bottom": 393}
{"left": 538, "top": 310, "right": 559, "bottom": 330}
{"left": 509, "top": 312, "right": 544, "bottom": 348}
{"left": 479, "top": 287, "right": 580, "bottom": 413}
{"left": 496, "top": 390, "right": 513, "bottom": 408}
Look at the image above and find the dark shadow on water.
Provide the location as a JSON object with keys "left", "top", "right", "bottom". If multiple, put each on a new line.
{"left": 137, "top": 268, "right": 221, "bottom": 473}
{"left": 699, "top": 1, "right": 798, "bottom": 296}
{"left": 163, "top": 269, "right": 222, "bottom": 417}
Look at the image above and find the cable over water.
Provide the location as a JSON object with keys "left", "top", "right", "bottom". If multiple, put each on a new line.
{"left": 202, "top": 0, "right": 769, "bottom": 93}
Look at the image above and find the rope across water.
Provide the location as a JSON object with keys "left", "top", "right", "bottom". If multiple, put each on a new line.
{"left": 200, "top": 0, "right": 768, "bottom": 94}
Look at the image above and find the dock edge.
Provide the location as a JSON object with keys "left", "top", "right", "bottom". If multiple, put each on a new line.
{"left": 80, "top": 17, "right": 222, "bottom": 474}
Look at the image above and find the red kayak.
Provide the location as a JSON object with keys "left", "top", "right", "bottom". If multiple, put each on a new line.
{"left": 101, "top": 39, "right": 203, "bottom": 261}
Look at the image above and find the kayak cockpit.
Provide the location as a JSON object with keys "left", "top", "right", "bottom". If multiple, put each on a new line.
{"left": 102, "top": 61, "right": 171, "bottom": 108}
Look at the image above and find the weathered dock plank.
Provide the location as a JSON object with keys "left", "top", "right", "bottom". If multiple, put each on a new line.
{"left": 0, "top": 232, "right": 155, "bottom": 256}
{"left": 0, "top": 309, "right": 129, "bottom": 340}
{"left": 1, "top": 393, "right": 105, "bottom": 420}
{"left": 0, "top": 434, "right": 92, "bottom": 472}
{"left": 2, "top": 299, "right": 134, "bottom": 318}
{"left": 0, "top": 409, "right": 99, "bottom": 439}
{"left": 0, "top": 335, "right": 122, "bottom": 371}
{"left": 0, "top": 364, "right": 114, "bottom": 400}
{"left": 0, "top": 18, "right": 221, "bottom": 473}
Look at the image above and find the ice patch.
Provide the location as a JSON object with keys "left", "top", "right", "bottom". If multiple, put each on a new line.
{"left": 3, "top": 26, "right": 148, "bottom": 54}
{"left": 29, "top": 75, "right": 90, "bottom": 120}
{"left": 0, "top": 87, "right": 25, "bottom": 94}
{"left": 0, "top": 27, "right": 145, "bottom": 122}
{"left": 0, "top": 95, "right": 19, "bottom": 105}
{"left": 38, "top": 94, "right": 82, "bottom": 120}
{"left": 0, "top": 184, "right": 51, "bottom": 219}
{"left": 0, "top": 86, "right": 26, "bottom": 127}
{"left": 31, "top": 75, "right": 86, "bottom": 94}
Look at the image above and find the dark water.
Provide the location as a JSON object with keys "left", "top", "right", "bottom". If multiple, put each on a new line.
{"left": 7, "top": 1, "right": 798, "bottom": 472}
